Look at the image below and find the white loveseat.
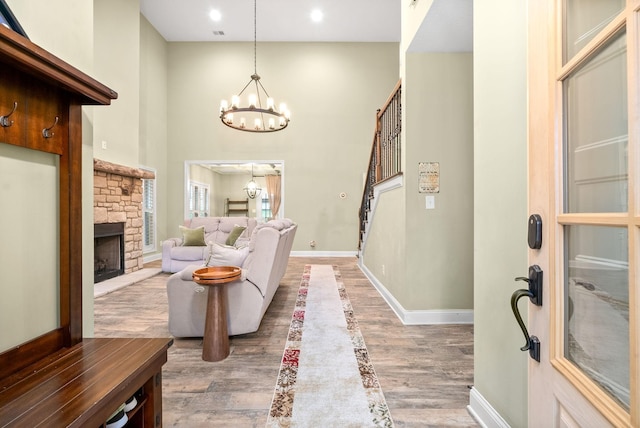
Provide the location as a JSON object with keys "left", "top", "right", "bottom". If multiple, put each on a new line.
{"left": 162, "top": 217, "right": 258, "bottom": 273}
{"left": 166, "top": 218, "right": 297, "bottom": 337}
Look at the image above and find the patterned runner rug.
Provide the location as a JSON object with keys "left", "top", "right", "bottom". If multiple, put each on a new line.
{"left": 266, "top": 264, "right": 394, "bottom": 427}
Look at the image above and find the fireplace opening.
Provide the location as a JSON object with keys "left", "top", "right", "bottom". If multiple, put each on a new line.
{"left": 94, "top": 222, "right": 125, "bottom": 283}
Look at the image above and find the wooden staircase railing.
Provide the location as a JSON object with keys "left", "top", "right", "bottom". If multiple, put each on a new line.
{"left": 358, "top": 80, "right": 402, "bottom": 251}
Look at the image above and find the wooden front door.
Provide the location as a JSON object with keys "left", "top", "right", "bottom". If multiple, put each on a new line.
{"left": 527, "top": 1, "right": 639, "bottom": 426}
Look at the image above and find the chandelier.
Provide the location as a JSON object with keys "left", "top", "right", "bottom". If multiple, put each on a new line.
{"left": 243, "top": 164, "right": 262, "bottom": 199}
{"left": 219, "top": 0, "right": 290, "bottom": 132}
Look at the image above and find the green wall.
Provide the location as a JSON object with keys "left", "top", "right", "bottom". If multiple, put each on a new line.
{"left": 93, "top": 0, "right": 140, "bottom": 167}
{"left": 363, "top": 187, "right": 406, "bottom": 300}
{"left": 139, "top": 15, "right": 169, "bottom": 252}
{"left": 474, "top": 0, "right": 528, "bottom": 426}
{"left": 165, "top": 42, "right": 399, "bottom": 252}
{"left": 7, "top": 0, "right": 169, "bottom": 335}
{"left": 362, "top": 52, "right": 474, "bottom": 312}
{"left": 7, "top": 0, "right": 98, "bottom": 336}
{"left": 404, "top": 52, "right": 474, "bottom": 310}
{"left": 8, "top": 1, "right": 94, "bottom": 73}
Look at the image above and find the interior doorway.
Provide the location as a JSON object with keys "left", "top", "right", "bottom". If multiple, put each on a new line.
{"left": 183, "top": 160, "right": 284, "bottom": 221}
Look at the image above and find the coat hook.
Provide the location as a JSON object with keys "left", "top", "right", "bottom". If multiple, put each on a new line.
{"left": 42, "top": 116, "right": 59, "bottom": 138}
{"left": 0, "top": 101, "right": 17, "bottom": 127}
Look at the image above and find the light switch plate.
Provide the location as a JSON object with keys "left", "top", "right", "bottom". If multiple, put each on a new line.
{"left": 425, "top": 195, "right": 435, "bottom": 209}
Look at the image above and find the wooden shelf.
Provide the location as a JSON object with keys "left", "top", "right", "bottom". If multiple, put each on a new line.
{"left": 99, "top": 391, "right": 146, "bottom": 428}
{"left": 225, "top": 198, "right": 249, "bottom": 216}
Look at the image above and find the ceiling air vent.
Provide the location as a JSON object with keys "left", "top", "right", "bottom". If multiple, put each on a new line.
{"left": 212, "top": 30, "right": 225, "bottom": 36}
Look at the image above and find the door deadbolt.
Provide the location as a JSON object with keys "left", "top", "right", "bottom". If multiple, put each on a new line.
{"left": 528, "top": 214, "right": 542, "bottom": 249}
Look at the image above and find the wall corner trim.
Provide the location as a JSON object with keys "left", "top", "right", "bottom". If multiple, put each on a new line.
{"left": 467, "top": 387, "right": 511, "bottom": 428}
{"left": 358, "top": 260, "right": 473, "bottom": 325}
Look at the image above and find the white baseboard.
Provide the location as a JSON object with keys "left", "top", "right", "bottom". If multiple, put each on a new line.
{"left": 291, "top": 251, "right": 358, "bottom": 257}
{"left": 143, "top": 252, "right": 162, "bottom": 263}
{"left": 358, "top": 260, "right": 473, "bottom": 325}
{"left": 467, "top": 387, "right": 510, "bottom": 428}
{"left": 404, "top": 308, "right": 474, "bottom": 324}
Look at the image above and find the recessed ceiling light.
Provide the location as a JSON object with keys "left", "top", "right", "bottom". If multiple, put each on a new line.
{"left": 310, "top": 9, "right": 323, "bottom": 23}
{"left": 209, "top": 9, "right": 222, "bottom": 22}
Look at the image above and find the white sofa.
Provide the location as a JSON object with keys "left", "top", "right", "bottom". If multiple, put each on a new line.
{"left": 166, "top": 218, "right": 297, "bottom": 337}
{"left": 162, "top": 217, "right": 258, "bottom": 273}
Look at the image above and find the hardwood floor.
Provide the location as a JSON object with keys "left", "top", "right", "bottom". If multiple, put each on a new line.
{"left": 93, "top": 257, "right": 477, "bottom": 427}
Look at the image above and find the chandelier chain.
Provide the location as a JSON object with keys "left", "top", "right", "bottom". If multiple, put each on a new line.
{"left": 253, "top": 0, "right": 257, "bottom": 75}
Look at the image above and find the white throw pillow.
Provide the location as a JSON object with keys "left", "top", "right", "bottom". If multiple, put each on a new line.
{"left": 234, "top": 237, "right": 250, "bottom": 248}
{"left": 205, "top": 243, "right": 249, "bottom": 267}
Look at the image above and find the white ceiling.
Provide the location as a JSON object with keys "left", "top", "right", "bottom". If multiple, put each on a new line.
{"left": 139, "top": 0, "right": 472, "bottom": 53}
{"left": 139, "top": 0, "right": 400, "bottom": 43}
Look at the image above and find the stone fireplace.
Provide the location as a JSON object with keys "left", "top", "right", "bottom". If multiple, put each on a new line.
{"left": 93, "top": 159, "right": 155, "bottom": 283}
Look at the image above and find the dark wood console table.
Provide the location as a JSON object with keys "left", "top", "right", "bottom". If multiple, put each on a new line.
{"left": 0, "top": 16, "right": 170, "bottom": 428}
{"left": 0, "top": 338, "right": 173, "bottom": 427}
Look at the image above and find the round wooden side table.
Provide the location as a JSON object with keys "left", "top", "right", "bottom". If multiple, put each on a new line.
{"left": 192, "top": 266, "right": 241, "bottom": 362}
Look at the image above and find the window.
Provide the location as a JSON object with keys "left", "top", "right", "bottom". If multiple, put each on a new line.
{"left": 142, "top": 172, "right": 156, "bottom": 253}
{"left": 260, "top": 190, "right": 272, "bottom": 221}
{"left": 189, "top": 181, "right": 210, "bottom": 218}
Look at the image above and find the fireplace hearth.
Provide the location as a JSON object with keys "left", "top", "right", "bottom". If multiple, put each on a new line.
{"left": 94, "top": 222, "right": 124, "bottom": 283}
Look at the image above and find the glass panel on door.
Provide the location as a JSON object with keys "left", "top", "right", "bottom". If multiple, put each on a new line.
{"left": 564, "top": 31, "right": 628, "bottom": 214}
{"left": 562, "top": 27, "right": 630, "bottom": 412}
{"left": 527, "top": 1, "right": 635, "bottom": 425}
{"left": 564, "top": 225, "right": 629, "bottom": 409}
{"left": 564, "top": 0, "right": 625, "bottom": 63}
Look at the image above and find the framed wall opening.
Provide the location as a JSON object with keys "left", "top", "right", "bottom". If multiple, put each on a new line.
{"left": 184, "top": 160, "right": 284, "bottom": 221}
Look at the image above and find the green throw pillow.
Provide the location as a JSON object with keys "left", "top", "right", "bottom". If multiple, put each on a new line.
{"left": 225, "top": 225, "right": 247, "bottom": 246}
{"left": 179, "top": 225, "right": 206, "bottom": 246}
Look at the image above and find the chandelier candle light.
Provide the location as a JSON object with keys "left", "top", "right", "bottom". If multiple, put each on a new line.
{"left": 219, "top": 0, "right": 290, "bottom": 132}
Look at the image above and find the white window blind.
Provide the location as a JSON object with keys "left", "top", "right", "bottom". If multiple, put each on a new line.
{"left": 260, "top": 190, "right": 272, "bottom": 221}
{"left": 188, "top": 181, "right": 210, "bottom": 218}
{"left": 142, "top": 174, "right": 156, "bottom": 253}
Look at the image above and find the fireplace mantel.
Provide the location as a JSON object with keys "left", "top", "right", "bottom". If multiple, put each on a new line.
{"left": 94, "top": 158, "right": 155, "bottom": 180}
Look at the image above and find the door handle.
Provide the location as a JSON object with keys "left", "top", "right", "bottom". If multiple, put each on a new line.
{"left": 514, "top": 264, "right": 542, "bottom": 306}
{"left": 511, "top": 265, "right": 543, "bottom": 362}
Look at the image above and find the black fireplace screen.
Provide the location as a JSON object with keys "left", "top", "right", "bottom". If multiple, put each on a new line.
{"left": 94, "top": 222, "right": 124, "bottom": 283}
